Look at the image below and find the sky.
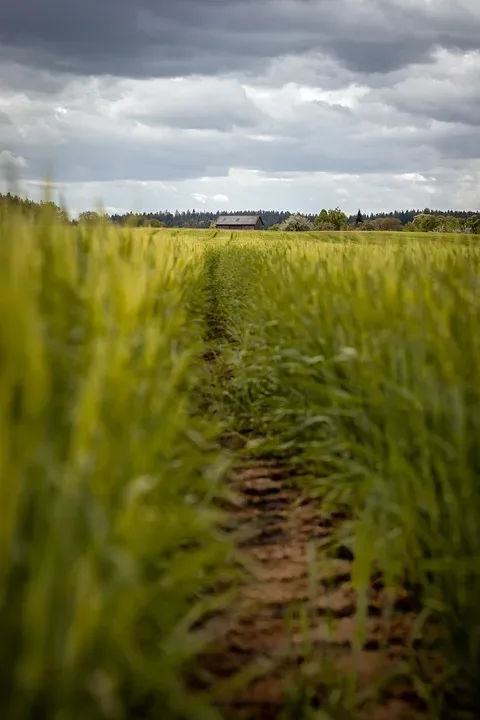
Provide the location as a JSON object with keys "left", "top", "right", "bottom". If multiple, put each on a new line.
{"left": 0, "top": 0, "right": 479, "bottom": 216}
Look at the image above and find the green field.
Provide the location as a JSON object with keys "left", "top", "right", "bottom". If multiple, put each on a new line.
{"left": 1, "top": 210, "right": 479, "bottom": 719}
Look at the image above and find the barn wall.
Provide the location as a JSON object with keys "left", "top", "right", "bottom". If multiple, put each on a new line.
{"left": 217, "top": 225, "right": 256, "bottom": 231}
{"left": 216, "top": 220, "right": 264, "bottom": 231}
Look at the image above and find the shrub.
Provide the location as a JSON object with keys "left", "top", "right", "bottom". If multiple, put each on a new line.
{"left": 279, "top": 214, "right": 313, "bottom": 231}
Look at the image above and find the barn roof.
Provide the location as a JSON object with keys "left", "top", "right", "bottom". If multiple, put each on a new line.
{"left": 216, "top": 215, "right": 263, "bottom": 226}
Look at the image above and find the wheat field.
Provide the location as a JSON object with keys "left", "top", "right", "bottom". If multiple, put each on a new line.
{"left": 1, "top": 208, "right": 479, "bottom": 718}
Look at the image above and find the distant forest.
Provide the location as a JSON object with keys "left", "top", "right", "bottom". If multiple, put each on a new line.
{"left": 109, "top": 208, "right": 480, "bottom": 229}
{"left": 1, "top": 193, "right": 478, "bottom": 229}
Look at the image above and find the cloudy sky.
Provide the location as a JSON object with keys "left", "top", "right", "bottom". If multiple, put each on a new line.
{"left": 1, "top": 0, "right": 479, "bottom": 216}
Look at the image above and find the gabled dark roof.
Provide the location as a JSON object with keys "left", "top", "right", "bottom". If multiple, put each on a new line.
{"left": 216, "top": 214, "right": 263, "bottom": 226}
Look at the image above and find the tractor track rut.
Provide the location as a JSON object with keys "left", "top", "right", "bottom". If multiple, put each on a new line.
{"left": 198, "top": 249, "right": 467, "bottom": 719}
{"left": 199, "top": 457, "right": 429, "bottom": 720}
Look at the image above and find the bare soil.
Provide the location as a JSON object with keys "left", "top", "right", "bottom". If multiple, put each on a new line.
{"left": 199, "top": 458, "right": 429, "bottom": 720}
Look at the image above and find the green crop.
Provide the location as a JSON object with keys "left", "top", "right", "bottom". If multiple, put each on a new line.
{"left": 0, "top": 209, "right": 234, "bottom": 720}
{"left": 209, "top": 232, "right": 480, "bottom": 706}
{"left": 1, "top": 211, "right": 479, "bottom": 718}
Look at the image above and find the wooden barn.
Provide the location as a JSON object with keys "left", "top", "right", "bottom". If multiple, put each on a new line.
{"left": 216, "top": 214, "right": 264, "bottom": 231}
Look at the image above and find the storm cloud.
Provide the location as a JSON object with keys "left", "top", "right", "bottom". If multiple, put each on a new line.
{"left": 1, "top": 0, "right": 480, "bottom": 77}
{"left": 0, "top": 0, "right": 479, "bottom": 214}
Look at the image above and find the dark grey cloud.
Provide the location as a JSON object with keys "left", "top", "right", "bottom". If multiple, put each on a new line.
{"left": 10, "top": 106, "right": 436, "bottom": 184}
{"left": 0, "top": 48, "right": 475, "bottom": 187}
{"left": 0, "top": 61, "right": 73, "bottom": 96}
{"left": 1, "top": 1, "right": 480, "bottom": 215}
{"left": 1, "top": 0, "right": 479, "bottom": 80}
{"left": 433, "top": 126, "right": 480, "bottom": 160}
{"left": 374, "top": 83, "right": 480, "bottom": 128}
{"left": 129, "top": 79, "right": 265, "bottom": 131}
{"left": 386, "top": 97, "right": 480, "bottom": 128}
{"left": 363, "top": 47, "right": 480, "bottom": 128}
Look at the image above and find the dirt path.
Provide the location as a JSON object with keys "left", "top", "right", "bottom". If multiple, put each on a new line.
{"left": 197, "top": 249, "right": 472, "bottom": 719}
{"left": 199, "top": 456, "right": 428, "bottom": 720}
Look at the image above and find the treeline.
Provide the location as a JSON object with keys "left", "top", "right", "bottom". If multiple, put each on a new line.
{"left": 355, "top": 209, "right": 480, "bottom": 226}
{"left": 1, "top": 193, "right": 479, "bottom": 233}
{"left": 108, "top": 207, "right": 480, "bottom": 232}
{"left": 0, "top": 192, "right": 68, "bottom": 222}
{"left": 269, "top": 209, "right": 480, "bottom": 234}
{"left": 109, "top": 209, "right": 292, "bottom": 228}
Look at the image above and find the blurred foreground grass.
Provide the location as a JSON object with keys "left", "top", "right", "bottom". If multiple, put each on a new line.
{"left": 0, "top": 209, "right": 234, "bottom": 720}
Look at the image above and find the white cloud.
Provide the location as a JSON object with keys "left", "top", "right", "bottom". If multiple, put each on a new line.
{"left": 0, "top": 149, "right": 27, "bottom": 168}
{"left": 1, "top": 29, "right": 480, "bottom": 214}
{"left": 191, "top": 192, "right": 229, "bottom": 204}
{"left": 10, "top": 161, "right": 479, "bottom": 217}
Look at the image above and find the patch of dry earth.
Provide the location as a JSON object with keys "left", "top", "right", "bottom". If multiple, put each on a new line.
{"left": 199, "top": 461, "right": 428, "bottom": 719}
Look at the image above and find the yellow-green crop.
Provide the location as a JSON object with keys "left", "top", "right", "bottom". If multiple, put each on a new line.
{"left": 0, "top": 209, "right": 233, "bottom": 720}
{"left": 207, "top": 231, "right": 480, "bottom": 705}
{"left": 2, "top": 212, "right": 480, "bottom": 718}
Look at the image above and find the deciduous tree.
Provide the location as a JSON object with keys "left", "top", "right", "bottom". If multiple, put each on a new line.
{"left": 314, "top": 207, "right": 348, "bottom": 230}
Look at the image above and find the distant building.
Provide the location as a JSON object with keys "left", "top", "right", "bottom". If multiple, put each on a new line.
{"left": 216, "top": 214, "right": 264, "bottom": 231}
